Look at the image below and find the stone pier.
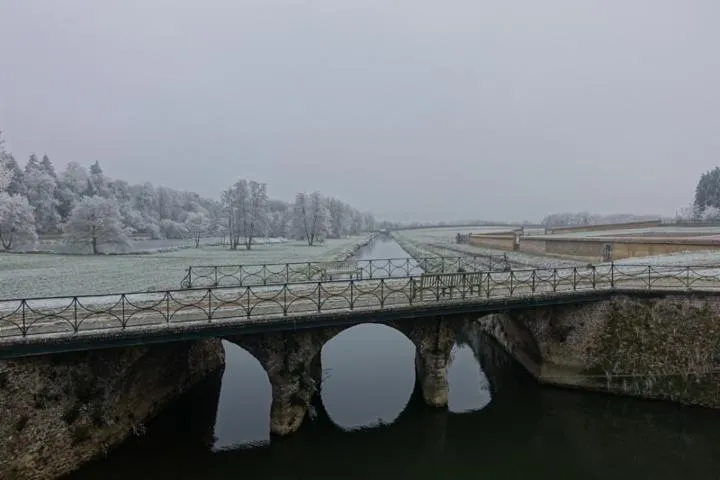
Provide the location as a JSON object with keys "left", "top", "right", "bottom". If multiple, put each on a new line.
{"left": 228, "top": 315, "right": 465, "bottom": 436}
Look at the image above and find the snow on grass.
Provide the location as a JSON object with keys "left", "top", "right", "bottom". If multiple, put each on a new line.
{"left": 0, "top": 235, "right": 373, "bottom": 299}
{"left": 393, "top": 231, "right": 581, "bottom": 269}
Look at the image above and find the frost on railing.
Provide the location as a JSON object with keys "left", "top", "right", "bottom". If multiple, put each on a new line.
{"left": 2, "top": 264, "right": 720, "bottom": 341}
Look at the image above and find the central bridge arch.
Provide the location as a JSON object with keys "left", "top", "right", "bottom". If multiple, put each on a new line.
{"left": 224, "top": 315, "right": 467, "bottom": 437}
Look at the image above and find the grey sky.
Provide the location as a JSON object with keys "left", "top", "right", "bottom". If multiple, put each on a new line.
{"left": 1, "top": 0, "right": 718, "bottom": 223}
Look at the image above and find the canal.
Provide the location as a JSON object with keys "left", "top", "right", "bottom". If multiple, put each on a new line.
{"left": 68, "top": 236, "right": 720, "bottom": 479}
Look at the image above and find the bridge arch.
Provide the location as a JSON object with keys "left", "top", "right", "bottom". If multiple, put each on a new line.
{"left": 213, "top": 341, "right": 272, "bottom": 448}
{"left": 319, "top": 322, "right": 417, "bottom": 431}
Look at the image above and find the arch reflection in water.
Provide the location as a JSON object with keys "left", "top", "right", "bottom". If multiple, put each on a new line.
{"left": 447, "top": 343, "right": 492, "bottom": 413}
{"left": 321, "top": 324, "right": 415, "bottom": 430}
{"left": 213, "top": 341, "right": 271, "bottom": 450}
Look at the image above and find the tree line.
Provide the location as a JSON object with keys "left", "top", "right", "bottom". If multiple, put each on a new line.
{"left": 0, "top": 132, "right": 376, "bottom": 253}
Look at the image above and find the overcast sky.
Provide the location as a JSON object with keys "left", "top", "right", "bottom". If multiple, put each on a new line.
{"left": 1, "top": 0, "right": 718, "bottom": 222}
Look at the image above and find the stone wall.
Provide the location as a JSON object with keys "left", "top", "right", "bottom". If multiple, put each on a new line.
{"left": 545, "top": 220, "right": 661, "bottom": 234}
{"left": 479, "top": 293, "right": 720, "bottom": 407}
{"left": 0, "top": 339, "right": 225, "bottom": 480}
{"left": 468, "top": 234, "right": 516, "bottom": 251}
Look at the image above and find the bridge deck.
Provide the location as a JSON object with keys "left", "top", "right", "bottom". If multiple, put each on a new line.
{"left": 2, "top": 264, "right": 719, "bottom": 358}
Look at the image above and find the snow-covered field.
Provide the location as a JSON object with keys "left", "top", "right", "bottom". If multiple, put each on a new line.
{"left": 0, "top": 235, "right": 372, "bottom": 299}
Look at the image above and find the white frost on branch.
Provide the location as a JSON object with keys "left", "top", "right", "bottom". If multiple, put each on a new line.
{"left": 0, "top": 192, "right": 38, "bottom": 250}
{"left": 64, "top": 196, "right": 131, "bottom": 254}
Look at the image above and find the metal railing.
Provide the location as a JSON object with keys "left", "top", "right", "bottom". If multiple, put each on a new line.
{"left": 2, "top": 264, "right": 720, "bottom": 342}
{"left": 179, "top": 255, "right": 510, "bottom": 288}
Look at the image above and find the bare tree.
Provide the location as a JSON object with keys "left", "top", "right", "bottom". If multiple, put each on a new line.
{"left": 293, "top": 191, "right": 329, "bottom": 246}
{"left": 185, "top": 212, "right": 209, "bottom": 247}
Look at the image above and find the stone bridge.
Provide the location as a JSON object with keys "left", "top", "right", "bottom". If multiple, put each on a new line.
{"left": 5, "top": 264, "right": 720, "bottom": 479}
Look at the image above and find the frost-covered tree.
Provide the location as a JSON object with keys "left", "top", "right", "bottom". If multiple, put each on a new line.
{"left": 694, "top": 167, "right": 720, "bottom": 214}
{"left": 223, "top": 179, "right": 248, "bottom": 250}
{"left": 293, "top": 191, "right": 329, "bottom": 246}
{"left": 24, "top": 167, "right": 60, "bottom": 233}
{"left": 0, "top": 193, "right": 38, "bottom": 250}
{"left": 245, "top": 181, "right": 268, "bottom": 249}
{"left": 86, "top": 161, "right": 111, "bottom": 197}
{"left": 64, "top": 196, "right": 130, "bottom": 254}
{"left": 0, "top": 159, "right": 11, "bottom": 192}
{"left": 159, "top": 219, "right": 188, "bottom": 239}
{"left": 185, "top": 212, "right": 209, "bottom": 247}
{"left": 327, "top": 197, "right": 347, "bottom": 238}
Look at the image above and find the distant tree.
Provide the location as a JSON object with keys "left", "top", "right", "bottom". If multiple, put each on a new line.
{"left": 64, "top": 196, "right": 130, "bottom": 254}
{"left": 694, "top": 167, "right": 720, "bottom": 214}
{"left": 0, "top": 193, "right": 38, "bottom": 250}
{"left": 185, "top": 212, "right": 209, "bottom": 247}
{"left": 86, "top": 161, "right": 111, "bottom": 197}
{"left": 24, "top": 168, "right": 60, "bottom": 233}
{"left": 0, "top": 158, "right": 11, "bottom": 192}
{"left": 245, "top": 181, "right": 268, "bottom": 249}
{"left": 40, "top": 155, "right": 57, "bottom": 178}
{"left": 158, "top": 219, "right": 188, "bottom": 239}
{"left": 293, "top": 192, "right": 329, "bottom": 246}
{"left": 327, "top": 197, "right": 346, "bottom": 238}
{"left": 24, "top": 153, "right": 40, "bottom": 175}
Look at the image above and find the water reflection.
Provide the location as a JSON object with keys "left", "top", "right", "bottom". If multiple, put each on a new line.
{"left": 447, "top": 343, "right": 491, "bottom": 413}
{"left": 321, "top": 324, "right": 416, "bottom": 430}
{"left": 212, "top": 342, "right": 270, "bottom": 450}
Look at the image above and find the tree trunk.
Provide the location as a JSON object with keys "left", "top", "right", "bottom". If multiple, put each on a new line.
{"left": 92, "top": 236, "right": 98, "bottom": 255}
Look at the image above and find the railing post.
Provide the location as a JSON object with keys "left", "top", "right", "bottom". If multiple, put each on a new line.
{"left": 73, "top": 297, "right": 78, "bottom": 332}
{"left": 286, "top": 263, "right": 290, "bottom": 283}
{"left": 648, "top": 265, "right": 652, "bottom": 289}
{"left": 611, "top": 262, "right": 615, "bottom": 288}
{"left": 552, "top": 269, "right": 558, "bottom": 292}
{"left": 350, "top": 280, "right": 354, "bottom": 309}
{"left": 166, "top": 292, "right": 170, "bottom": 323}
{"left": 369, "top": 260, "right": 374, "bottom": 279}
{"left": 188, "top": 266, "right": 193, "bottom": 288}
{"left": 573, "top": 267, "right": 577, "bottom": 291}
{"left": 686, "top": 267, "right": 691, "bottom": 290}
{"left": 406, "top": 258, "right": 410, "bottom": 277}
{"left": 531, "top": 270, "right": 536, "bottom": 294}
{"left": 592, "top": 266, "right": 596, "bottom": 289}
{"left": 283, "top": 286, "right": 288, "bottom": 315}
{"left": 509, "top": 271, "right": 514, "bottom": 295}
{"left": 486, "top": 273, "right": 491, "bottom": 298}
{"left": 381, "top": 279, "right": 385, "bottom": 308}
{"left": 207, "top": 290, "right": 212, "bottom": 321}
{"left": 462, "top": 273, "right": 467, "bottom": 299}
{"left": 122, "top": 294, "right": 127, "bottom": 327}
{"left": 318, "top": 282, "right": 322, "bottom": 312}
{"left": 22, "top": 300, "right": 27, "bottom": 336}
{"left": 247, "top": 286, "right": 251, "bottom": 318}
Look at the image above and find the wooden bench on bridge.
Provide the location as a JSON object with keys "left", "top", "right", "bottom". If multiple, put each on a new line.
{"left": 319, "top": 261, "right": 364, "bottom": 281}
{"left": 411, "top": 272, "right": 484, "bottom": 301}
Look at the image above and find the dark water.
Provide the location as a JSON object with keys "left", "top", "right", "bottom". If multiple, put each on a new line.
{"left": 68, "top": 237, "right": 720, "bottom": 479}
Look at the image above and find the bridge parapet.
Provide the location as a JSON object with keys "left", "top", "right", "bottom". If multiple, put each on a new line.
{"left": 2, "top": 263, "right": 720, "bottom": 358}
